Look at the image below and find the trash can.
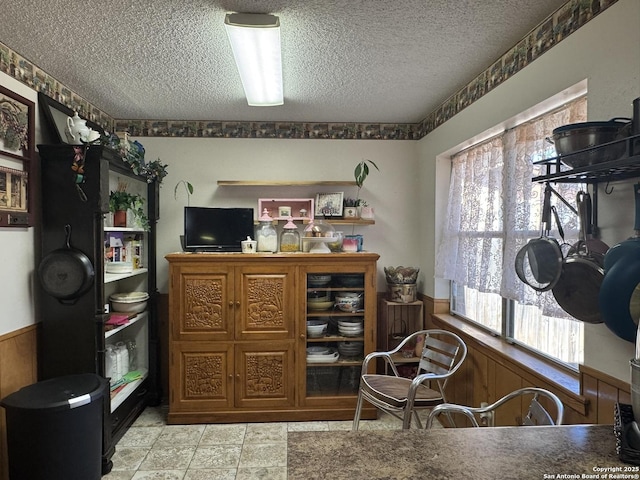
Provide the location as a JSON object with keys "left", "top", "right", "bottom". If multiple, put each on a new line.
{"left": 0, "top": 373, "right": 108, "bottom": 480}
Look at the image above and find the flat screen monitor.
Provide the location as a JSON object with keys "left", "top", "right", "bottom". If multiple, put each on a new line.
{"left": 184, "top": 207, "right": 254, "bottom": 252}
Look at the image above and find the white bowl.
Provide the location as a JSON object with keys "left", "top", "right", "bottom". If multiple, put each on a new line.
{"left": 307, "top": 320, "right": 328, "bottom": 337}
{"left": 110, "top": 292, "right": 149, "bottom": 314}
{"left": 335, "top": 293, "right": 363, "bottom": 311}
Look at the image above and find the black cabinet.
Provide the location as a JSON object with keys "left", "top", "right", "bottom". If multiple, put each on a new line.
{"left": 37, "top": 144, "right": 160, "bottom": 474}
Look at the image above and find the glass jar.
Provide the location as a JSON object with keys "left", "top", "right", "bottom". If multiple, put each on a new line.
{"left": 256, "top": 208, "right": 278, "bottom": 252}
{"left": 280, "top": 217, "right": 301, "bottom": 252}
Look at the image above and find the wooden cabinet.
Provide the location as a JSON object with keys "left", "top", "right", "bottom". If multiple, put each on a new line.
{"left": 37, "top": 145, "right": 160, "bottom": 474}
{"left": 166, "top": 252, "right": 379, "bottom": 423}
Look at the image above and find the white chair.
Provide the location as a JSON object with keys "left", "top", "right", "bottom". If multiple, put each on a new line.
{"left": 352, "top": 329, "right": 467, "bottom": 430}
{"left": 425, "top": 387, "right": 564, "bottom": 428}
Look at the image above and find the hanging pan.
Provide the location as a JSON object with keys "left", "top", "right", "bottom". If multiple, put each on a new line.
{"left": 567, "top": 191, "right": 609, "bottom": 260}
{"left": 552, "top": 191, "right": 605, "bottom": 323}
{"left": 38, "top": 224, "right": 95, "bottom": 304}
{"left": 515, "top": 184, "right": 563, "bottom": 292}
{"left": 599, "top": 183, "right": 640, "bottom": 342}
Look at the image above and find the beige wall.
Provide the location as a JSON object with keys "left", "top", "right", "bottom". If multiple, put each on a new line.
{"left": 417, "top": 0, "right": 640, "bottom": 382}
{"left": 138, "top": 137, "right": 419, "bottom": 293}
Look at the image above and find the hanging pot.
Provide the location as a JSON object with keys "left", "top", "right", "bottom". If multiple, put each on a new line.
{"left": 567, "top": 191, "right": 609, "bottom": 261}
{"left": 552, "top": 193, "right": 604, "bottom": 323}
{"left": 599, "top": 183, "right": 640, "bottom": 342}
{"left": 38, "top": 224, "right": 95, "bottom": 304}
{"left": 515, "top": 184, "right": 563, "bottom": 292}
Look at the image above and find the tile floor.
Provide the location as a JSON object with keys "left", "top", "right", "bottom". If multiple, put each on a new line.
{"left": 103, "top": 406, "right": 434, "bottom": 480}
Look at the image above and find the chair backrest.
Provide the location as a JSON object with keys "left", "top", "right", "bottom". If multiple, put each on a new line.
{"left": 426, "top": 387, "right": 564, "bottom": 428}
{"left": 416, "top": 330, "right": 467, "bottom": 393}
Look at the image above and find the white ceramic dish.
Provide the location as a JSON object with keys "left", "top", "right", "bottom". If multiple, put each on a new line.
{"left": 110, "top": 291, "right": 149, "bottom": 314}
{"left": 106, "top": 261, "right": 133, "bottom": 274}
{"left": 307, "top": 346, "right": 331, "bottom": 355}
{"left": 306, "top": 350, "right": 339, "bottom": 363}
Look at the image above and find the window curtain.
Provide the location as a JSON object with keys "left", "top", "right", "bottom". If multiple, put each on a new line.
{"left": 435, "top": 97, "right": 587, "bottom": 316}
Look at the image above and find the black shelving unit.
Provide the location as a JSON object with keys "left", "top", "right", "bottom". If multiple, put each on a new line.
{"left": 37, "top": 144, "right": 160, "bottom": 474}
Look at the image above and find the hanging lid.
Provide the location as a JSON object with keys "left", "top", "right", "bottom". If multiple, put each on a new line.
{"left": 259, "top": 208, "right": 273, "bottom": 222}
{"left": 283, "top": 217, "right": 297, "bottom": 229}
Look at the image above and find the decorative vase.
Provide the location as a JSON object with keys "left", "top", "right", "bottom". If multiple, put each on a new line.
{"left": 344, "top": 207, "right": 358, "bottom": 218}
{"left": 114, "top": 210, "right": 127, "bottom": 227}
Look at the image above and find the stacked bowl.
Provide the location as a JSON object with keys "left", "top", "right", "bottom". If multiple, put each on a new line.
{"left": 308, "top": 291, "right": 334, "bottom": 311}
{"left": 337, "top": 341, "right": 364, "bottom": 358}
{"left": 307, "top": 319, "right": 328, "bottom": 338}
{"left": 338, "top": 319, "right": 364, "bottom": 337}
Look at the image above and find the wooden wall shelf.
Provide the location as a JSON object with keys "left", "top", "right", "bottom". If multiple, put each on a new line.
{"left": 218, "top": 180, "right": 357, "bottom": 187}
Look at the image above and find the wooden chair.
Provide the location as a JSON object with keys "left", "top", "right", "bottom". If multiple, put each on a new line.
{"left": 352, "top": 329, "right": 467, "bottom": 430}
{"left": 425, "top": 387, "right": 564, "bottom": 428}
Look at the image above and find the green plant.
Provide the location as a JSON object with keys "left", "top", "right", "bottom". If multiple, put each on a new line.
{"left": 354, "top": 159, "right": 379, "bottom": 203}
{"left": 109, "top": 181, "right": 150, "bottom": 230}
{"left": 174, "top": 180, "right": 194, "bottom": 206}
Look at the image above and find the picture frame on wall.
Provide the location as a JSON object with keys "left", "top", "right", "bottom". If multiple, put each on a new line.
{"left": 0, "top": 85, "right": 35, "bottom": 161}
{"left": 0, "top": 85, "right": 34, "bottom": 227}
{"left": 315, "top": 192, "right": 344, "bottom": 217}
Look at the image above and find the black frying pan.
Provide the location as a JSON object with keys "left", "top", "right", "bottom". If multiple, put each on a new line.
{"left": 552, "top": 192, "right": 604, "bottom": 323}
{"left": 38, "top": 224, "right": 95, "bottom": 304}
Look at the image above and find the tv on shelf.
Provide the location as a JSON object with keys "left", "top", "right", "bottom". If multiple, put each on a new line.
{"left": 183, "top": 207, "right": 254, "bottom": 252}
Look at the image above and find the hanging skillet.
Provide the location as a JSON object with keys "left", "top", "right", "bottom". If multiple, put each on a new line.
{"left": 599, "top": 183, "right": 640, "bottom": 342}
{"left": 515, "top": 183, "right": 563, "bottom": 292}
{"left": 552, "top": 191, "right": 604, "bottom": 323}
{"left": 38, "top": 224, "right": 95, "bottom": 304}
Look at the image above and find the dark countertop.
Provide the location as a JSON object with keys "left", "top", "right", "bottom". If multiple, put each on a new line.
{"left": 288, "top": 425, "right": 631, "bottom": 480}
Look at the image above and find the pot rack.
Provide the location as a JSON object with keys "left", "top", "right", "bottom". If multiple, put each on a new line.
{"left": 532, "top": 132, "right": 640, "bottom": 231}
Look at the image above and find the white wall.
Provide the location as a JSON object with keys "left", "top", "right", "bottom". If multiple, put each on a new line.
{"left": 0, "top": 71, "right": 41, "bottom": 335}
{"left": 418, "top": 0, "right": 640, "bottom": 381}
{"left": 138, "top": 137, "right": 419, "bottom": 293}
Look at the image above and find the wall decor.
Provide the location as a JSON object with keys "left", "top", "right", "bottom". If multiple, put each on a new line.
{"left": 38, "top": 92, "right": 104, "bottom": 144}
{"left": 315, "top": 192, "right": 344, "bottom": 217}
{"left": 0, "top": 85, "right": 34, "bottom": 227}
{"left": 0, "top": 85, "right": 34, "bottom": 161}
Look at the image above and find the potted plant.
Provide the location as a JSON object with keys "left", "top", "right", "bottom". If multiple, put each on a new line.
{"left": 109, "top": 181, "right": 149, "bottom": 230}
{"left": 174, "top": 180, "right": 194, "bottom": 206}
{"left": 353, "top": 159, "right": 379, "bottom": 221}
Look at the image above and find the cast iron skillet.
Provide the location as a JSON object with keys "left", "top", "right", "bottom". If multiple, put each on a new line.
{"left": 38, "top": 224, "right": 95, "bottom": 304}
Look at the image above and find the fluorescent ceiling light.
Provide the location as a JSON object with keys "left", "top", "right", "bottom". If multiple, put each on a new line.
{"left": 224, "top": 13, "right": 283, "bottom": 107}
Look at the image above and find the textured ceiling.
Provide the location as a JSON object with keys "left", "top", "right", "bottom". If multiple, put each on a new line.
{"left": 1, "top": 0, "right": 567, "bottom": 123}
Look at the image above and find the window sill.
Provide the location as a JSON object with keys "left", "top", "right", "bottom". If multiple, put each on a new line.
{"left": 431, "top": 313, "right": 588, "bottom": 415}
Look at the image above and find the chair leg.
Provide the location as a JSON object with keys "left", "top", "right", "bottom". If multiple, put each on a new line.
{"left": 352, "top": 389, "right": 365, "bottom": 431}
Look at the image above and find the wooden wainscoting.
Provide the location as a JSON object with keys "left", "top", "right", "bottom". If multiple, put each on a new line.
{"left": 0, "top": 324, "right": 39, "bottom": 480}
{"left": 415, "top": 293, "right": 630, "bottom": 426}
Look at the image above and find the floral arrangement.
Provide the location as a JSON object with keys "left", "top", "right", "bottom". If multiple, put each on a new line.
{"left": 0, "top": 97, "right": 28, "bottom": 152}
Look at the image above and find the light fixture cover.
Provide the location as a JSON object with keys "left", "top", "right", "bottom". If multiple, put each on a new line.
{"left": 224, "top": 13, "right": 283, "bottom": 106}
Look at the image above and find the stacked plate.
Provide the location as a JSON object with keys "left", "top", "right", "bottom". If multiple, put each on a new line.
{"left": 337, "top": 341, "right": 364, "bottom": 358}
{"left": 306, "top": 346, "right": 339, "bottom": 363}
{"left": 338, "top": 319, "right": 364, "bottom": 337}
{"left": 308, "top": 274, "right": 331, "bottom": 287}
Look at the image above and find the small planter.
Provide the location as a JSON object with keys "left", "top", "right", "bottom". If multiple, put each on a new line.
{"left": 113, "top": 210, "right": 127, "bottom": 227}
{"left": 343, "top": 207, "right": 358, "bottom": 218}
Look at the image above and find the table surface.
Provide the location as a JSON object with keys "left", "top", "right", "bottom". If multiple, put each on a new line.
{"left": 287, "top": 424, "right": 634, "bottom": 480}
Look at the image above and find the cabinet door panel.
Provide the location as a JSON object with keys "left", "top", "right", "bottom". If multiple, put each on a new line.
{"left": 170, "top": 342, "right": 234, "bottom": 412}
{"left": 173, "top": 267, "right": 233, "bottom": 341}
{"left": 235, "top": 266, "right": 296, "bottom": 341}
{"left": 235, "top": 341, "right": 295, "bottom": 409}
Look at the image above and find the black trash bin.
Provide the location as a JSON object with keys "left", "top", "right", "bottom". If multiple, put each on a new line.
{"left": 0, "top": 373, "right": 108, "bottom": 480}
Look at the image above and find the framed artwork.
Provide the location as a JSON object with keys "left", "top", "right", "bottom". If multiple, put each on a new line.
{"left": 38, "top": 92, "right": 104, "bottom": 144}
{"left": 315, "top": 192, "right": 344, "bottom": 217}
{"left": 0, "top": 85, "right": 34, "bottom": 227}
{"left": 0, "top": 85, "right": 35, "bottom": 161}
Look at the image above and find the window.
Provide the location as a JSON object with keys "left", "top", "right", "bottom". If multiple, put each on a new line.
{"left": 436, "top": 96, "right": 587, "bottom": 368}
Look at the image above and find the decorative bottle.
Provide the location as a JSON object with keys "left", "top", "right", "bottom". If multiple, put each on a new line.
{"left": 280, "top": 217, "right": 301, "bottom": 252}
{"left": 256, "top": 208, "right": 278, "bottom": 252}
